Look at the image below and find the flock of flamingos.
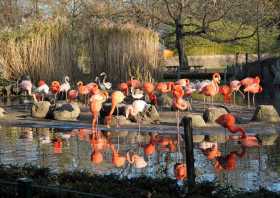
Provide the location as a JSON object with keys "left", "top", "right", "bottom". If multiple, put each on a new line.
{"left": 15, "top": 72, "right": 263, "bottom": 181}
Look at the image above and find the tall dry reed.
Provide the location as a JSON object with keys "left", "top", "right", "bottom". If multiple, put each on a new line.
{"left": 0, "top": 17, "right": 75, "bottom": 82}
{"left": 86, "top": 22, "right": 161, "bottom": 83}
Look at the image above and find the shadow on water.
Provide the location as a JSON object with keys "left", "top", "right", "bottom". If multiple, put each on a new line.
{"left": 0, "top": 126, "right": 280, "bottom": 192}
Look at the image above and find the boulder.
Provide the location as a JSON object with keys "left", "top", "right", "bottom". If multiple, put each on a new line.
{"left": 257, "top": 134, "right": 278, "bottom": 146}
{"left": 251, "top": 105, "right": 280, "bottom": 123}
{"left": 128, "top": 105, "right": 160, "bottom": 124}
{"left": 185, "top": 113, "right": 206, "bottom": 127}
{"left": 203, "top": 107, "right": 228, "bottom": 123}
{"left": 0, "top": 107, "right": 6, "bottom": 117}
{"left": 107, "top": 115, "right": 132, "bottom": 126}
{"left": 157, "top": 94, "right": 173, "bottom": 109}
{"left": 53, "top": 102, "right": 80, "bottom": 121}
{"left": 31, "top": 101, "right": 51, "bottom": 118}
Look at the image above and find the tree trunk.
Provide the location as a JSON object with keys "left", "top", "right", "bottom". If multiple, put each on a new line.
{"left": 175, "top": 20, "right": 188, "bottom": 70}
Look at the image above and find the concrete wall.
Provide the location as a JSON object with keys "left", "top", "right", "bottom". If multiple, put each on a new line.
{"left": 164, "top": 54, "right": 272, "bottom": 68}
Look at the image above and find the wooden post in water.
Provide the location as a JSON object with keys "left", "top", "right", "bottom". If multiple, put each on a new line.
{"left": 17, "top": 178, "right": 32, "bottom": 198}
{"left": 182, "top": 117, "right": 195, "bottom": 192}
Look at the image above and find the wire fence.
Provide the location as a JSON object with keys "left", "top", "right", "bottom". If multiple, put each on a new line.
{"left": 0, "top": 179, "right": 113, "bottom": 198}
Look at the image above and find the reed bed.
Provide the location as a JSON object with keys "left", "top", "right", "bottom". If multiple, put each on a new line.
{"left": 0, "top": 18, "right": 75, "bottom": 82}
{"left": 87, "top": 22, "right": 161, "bottom": 83}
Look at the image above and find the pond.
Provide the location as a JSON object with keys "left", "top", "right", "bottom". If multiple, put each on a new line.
{"left": 0, "top": 126, "right": 280, "bottom": 192}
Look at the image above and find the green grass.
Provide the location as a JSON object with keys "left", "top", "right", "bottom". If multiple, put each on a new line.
{"left": 164, "top": 21, "right": 280, "bottom": 56}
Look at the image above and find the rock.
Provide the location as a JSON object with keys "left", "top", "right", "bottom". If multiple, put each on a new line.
{"left": 53, "top": 102, "right": 80, "bottom": 121}
{"left": 193, "top": 135, "right": 206, "bottom": 143}
{"left": 157, "top": 94, "right": 173, "bottom": 108}
{"left": 257, "top": 134, "right": 278, "bottom": 146}
{"left": 31, "top": 101, "right": 51, "bottom": 118}
{"left": 203, "top": 107, "right": 228, "bottom": 123}
{"left": 185, "top": 113, "right": 206, "bottom": 127}
{"left": 108, "top": 115, "right": 132, "bottom": 126}
{"left": 252, "top": 105, "right": 280, "bottom": 123}
{"left": 143, "top": 105, "right": 160, "bottom": 124}
{"left": 0, "top": 107, "right": 6, "bottom": 117}
{"left": 127, "top": 105, "right": 160, "bottom": 124}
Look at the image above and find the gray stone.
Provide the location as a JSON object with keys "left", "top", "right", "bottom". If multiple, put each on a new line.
{"left": 31, "top": 101, "right": 51, "bottom": 118}
{"left": 257, "top": 134, "right": 278, "bottom": 146}
{"left": 128, "top": 105, "right": 160, "bottom": 124}
{"left": 185, "top": 113, "right": 206, "bottom": 127}
{"left": 109, "top": 115, "right": 132, "bottom": 126}
{"left": 0, "top": 107, "right": 6, "bottom": 117}
{"left": 252, "top": 105, "right": 280, "bottom": 123}
{"left": 53, "top": 102, "right": 80, "bottom": 121}
{"left": 203, "top": 107, "right": 228, "bottom": 123}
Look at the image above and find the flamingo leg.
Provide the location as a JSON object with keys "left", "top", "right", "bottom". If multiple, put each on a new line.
{"left": 248, "top": 92, "right": 250, "bottom": 108}
{"left": 233, "top": 91, "right": 236, "bottom": 105}
{"left": 238, "top": 89, "right": 245, "bottom": 98}
{"left": 253, "top": 94, "right": 255, "bottom": 106}
{"left": 203, "top": 96, "right": 206, "bottom": 109}
{"left": 116, "top": 104, "right": 119, "bottom": 128}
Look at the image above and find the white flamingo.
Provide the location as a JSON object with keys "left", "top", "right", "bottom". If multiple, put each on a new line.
{"left": 99, "top": 72, "right": 112, "bottom": 90}
{"left": 59, "top": 76, "right": 71, "bottom": 100}
{"left": 125, "top": 100, "right": 147, "bottom": 118}
{"left": 20, "top": 80, "right": 32, "bottom": 95}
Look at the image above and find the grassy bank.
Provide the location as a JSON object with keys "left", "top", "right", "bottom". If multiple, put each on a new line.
{"left": 0, "top": 164, "right": 279, "bottom": 198}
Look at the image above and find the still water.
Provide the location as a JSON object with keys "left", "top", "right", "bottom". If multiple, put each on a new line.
{"left": 0, "top": 126, "right": 280, "bottom": 192}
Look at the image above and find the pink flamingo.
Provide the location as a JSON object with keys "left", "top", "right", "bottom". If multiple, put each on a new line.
{"left": 230, "top": 80, "right": 245, "bottom": 105}
{"left": 143, "top": 82, "right": 157, "bottom": 105}
{"left": 77, "top": 81, "right": 90, "bottom": 105}
{"left": 241, "top": 76, "right": 261, "bottom": 107}
{"left": 244, "top": 83, "right": 262, "bottom": 107}
{"left": 90, "top": 91, "right": 108, "bottom": 128}
{"left": 201, "top": 73, "right": 221, "bottom": 106}
{"left": 20, "top": 79, "right": 33, "bottom": 95}
{"left": 105, "top": 91, "right": 125, "bottom": 127}
{"left": 215, "top": 113, "right": 247, "bottom": 138}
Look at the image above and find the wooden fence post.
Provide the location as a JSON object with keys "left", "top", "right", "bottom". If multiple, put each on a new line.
{"left": 182, "top": 117, "right": 195, "bottom": 192}
{"left": 17, "top": 178, "right": 32, "bottom": 198}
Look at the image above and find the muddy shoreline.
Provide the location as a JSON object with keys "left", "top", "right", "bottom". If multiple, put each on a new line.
{"left": 0, "top": 99, "right": 279, "bottom": 136}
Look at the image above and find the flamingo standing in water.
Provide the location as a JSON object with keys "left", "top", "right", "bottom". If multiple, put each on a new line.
{"left": 219, "top": 85, "right": 231, "bottom": 104}
{"left": 244, "top": 83, "right": 262, "bottom": 107}
{"left": 215, "top": 113, "right": 246, "bottom": 138}
{"left": 105, "top": 91, "right": 125, "bottom": 127}
{"left": 201, "top": 73, "right": 221, "bottom": 106}
{"left": 241, "top": 76, "right": 261, "bottom": 108}
{"left": 77, "top": 81, "right": 90, "bottom": 105}
{"left": 19, "top": 79, "right": 33, "bottom": 95}
{"left": 90, "top": 90, "right": 108, "bottom": 128}
{"left": 230, "top": 80, "right": 245, "bottom": 105}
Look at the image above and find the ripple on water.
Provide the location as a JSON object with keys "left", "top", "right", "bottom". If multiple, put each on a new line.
{"left": 0, "top": 126, "right": 280, "bottom": 192}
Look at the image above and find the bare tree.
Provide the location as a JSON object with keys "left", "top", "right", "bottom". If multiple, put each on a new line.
{"left": 130, "top": 0, "right": 260, "bottom": 70}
